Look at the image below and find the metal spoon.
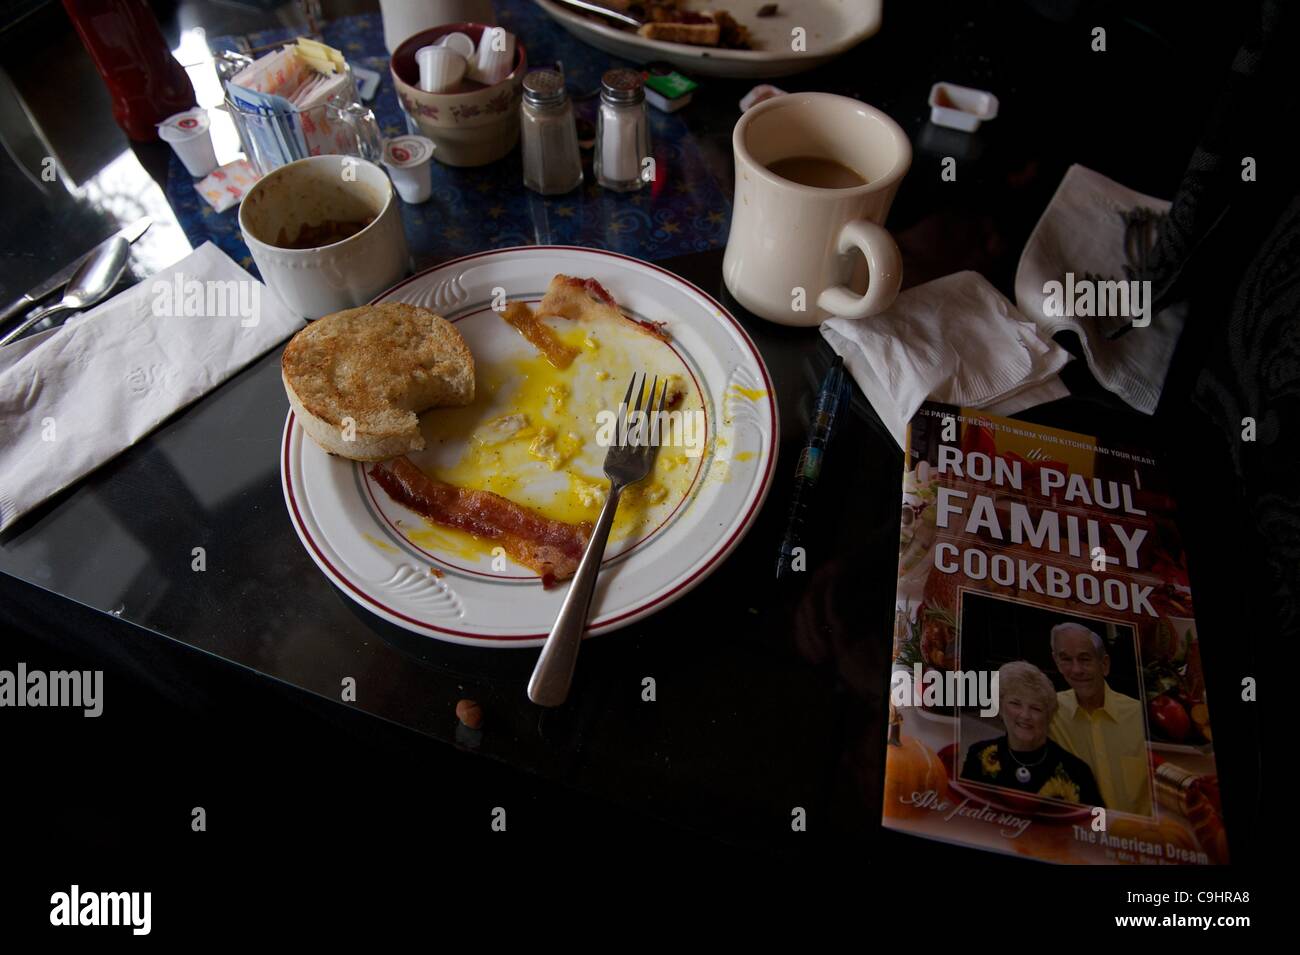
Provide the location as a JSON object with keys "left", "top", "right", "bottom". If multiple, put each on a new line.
{"left": 0, "top": 235, "right": 129, "bottom": 347}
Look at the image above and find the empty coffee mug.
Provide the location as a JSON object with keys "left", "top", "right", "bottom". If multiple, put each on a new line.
{"left": 722, "top": 92, "right": 912, "bottom": 326}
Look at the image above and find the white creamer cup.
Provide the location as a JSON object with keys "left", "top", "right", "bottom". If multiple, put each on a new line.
{"left": 470, "top": 27, "right": 514, "bottom": 86}
{"left": 382, "top": 135, "right": 434, "bottom": 203}
{"left": 416, "top": 44, "right": 467, "bottom": 93}
{"left": 437, "top": 32, "right": 476, "bottom": 60}
{"left": 927, "top": 81, "right": 999, "bottom": 133}
{"left": 158, "top": 108, "right": 218, "bottom": 178}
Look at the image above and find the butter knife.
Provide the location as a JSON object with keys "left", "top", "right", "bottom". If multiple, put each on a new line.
{"left": 0, "top": 216, "right": 152, "bottom": 328}
{"left": 546, "top": 0, "right": 642, "bottom": 29}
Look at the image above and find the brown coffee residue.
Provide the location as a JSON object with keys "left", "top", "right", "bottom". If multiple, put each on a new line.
{"left": 275, "top": 217, "right": 375, "bottom": 249}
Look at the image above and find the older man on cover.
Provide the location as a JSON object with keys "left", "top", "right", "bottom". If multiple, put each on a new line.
{"left": 1048, "top": 622, "right": 1153, "bottom": 815}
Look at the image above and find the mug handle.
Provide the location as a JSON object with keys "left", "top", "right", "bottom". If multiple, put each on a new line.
{"left": 816, "top": 219, "right": 903, "bottom": 319}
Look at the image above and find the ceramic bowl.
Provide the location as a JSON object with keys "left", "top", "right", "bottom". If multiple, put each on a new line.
{"left": 391, "top": 23, "right": 527, "bottom": 167}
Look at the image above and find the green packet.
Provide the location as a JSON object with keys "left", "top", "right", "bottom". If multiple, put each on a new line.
{"left": 644, "top": 71, "right": 698, "bottom": 100}
{"left": 643, "top": 71, "right": 698, "bottom": 112}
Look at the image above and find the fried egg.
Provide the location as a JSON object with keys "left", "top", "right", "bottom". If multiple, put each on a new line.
{"left": 407, "top": 309, "right": 704, "bottom": 563}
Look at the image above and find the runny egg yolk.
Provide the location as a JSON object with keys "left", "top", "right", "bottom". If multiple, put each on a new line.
{"left": 410, "top": 314, "right": 701, "bottom": 558}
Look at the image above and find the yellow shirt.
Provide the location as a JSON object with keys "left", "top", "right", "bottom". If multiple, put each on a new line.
{"left": 1049, "top": 683, "right": 1152, "bottom": 815}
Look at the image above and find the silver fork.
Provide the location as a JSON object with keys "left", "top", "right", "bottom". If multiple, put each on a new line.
{"left": 527, "top": 372, "right": 667, "bottom": 707}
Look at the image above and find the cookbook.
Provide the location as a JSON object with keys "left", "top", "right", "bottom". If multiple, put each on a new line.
{"left": 884, "top": 402, "right": 1227, "bottom": 864}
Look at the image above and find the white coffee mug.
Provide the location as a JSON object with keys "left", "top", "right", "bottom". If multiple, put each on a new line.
{"left": 722, "top": 92, "right": 912, "bottom": 326}
{"left": 379, "top": 0, "right": 496, "bottom": 54}
{"left": 239, "top": 155, "right": 410, "bottom": 319}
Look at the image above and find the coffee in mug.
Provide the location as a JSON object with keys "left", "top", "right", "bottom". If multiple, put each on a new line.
{"left": 723, "top": 92, "right": 912, "bottom": 326}
{"left": 765, "top": 156, "right": 869, "bottom": 189}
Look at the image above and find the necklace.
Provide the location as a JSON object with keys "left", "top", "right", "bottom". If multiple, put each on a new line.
{"left": 1006, "top": 742, "right": 1048, "bottom": 783}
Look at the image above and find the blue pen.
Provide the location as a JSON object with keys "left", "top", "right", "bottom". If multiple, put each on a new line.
{"left": 776, "top": 355, "right": 849, "bottom": 579}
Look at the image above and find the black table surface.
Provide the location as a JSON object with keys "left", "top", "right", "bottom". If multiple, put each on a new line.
{"left": 0, "top": 1, "right": 1264, "bottom": 859}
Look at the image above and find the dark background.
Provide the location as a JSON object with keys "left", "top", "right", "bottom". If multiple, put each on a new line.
{"left": 959, "top": 593, "right": 1143, "bottom": 701}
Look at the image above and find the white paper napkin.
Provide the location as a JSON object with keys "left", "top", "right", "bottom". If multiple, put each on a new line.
{"left": 821, "top": 270, "right": 1071, "bottom": 448}
{"left": 1014, "top": 164, "right": 1185, "bottom": 414}
{"left": 0, "top": 241, "right": 304, "bottom": 531}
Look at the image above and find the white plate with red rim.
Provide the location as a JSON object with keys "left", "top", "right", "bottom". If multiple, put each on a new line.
{"left": 281, "top": 245, "right": 778, "bottom": 647}
{"left": 533, "top": 0, "right": 882, "bottom": 79}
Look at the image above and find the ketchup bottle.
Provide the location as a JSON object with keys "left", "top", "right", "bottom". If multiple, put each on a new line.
{"left": 62, "top": 0, "right": 196, "bottom": 142}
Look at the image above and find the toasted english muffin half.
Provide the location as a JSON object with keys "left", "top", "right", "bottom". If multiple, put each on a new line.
{"left": 282, "top": 302, "right": 475, "bottom": 461}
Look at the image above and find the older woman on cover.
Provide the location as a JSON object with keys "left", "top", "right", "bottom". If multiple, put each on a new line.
{"left": 960, "top": 660, "right": 1105, "bottom": 807}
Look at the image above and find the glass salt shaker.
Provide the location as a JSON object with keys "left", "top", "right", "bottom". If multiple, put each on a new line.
{"left": 520, "top": 69, "right": 583, "bottom": 196}
{"left": 595, "top": 68, "right": 650, "bottom": 193}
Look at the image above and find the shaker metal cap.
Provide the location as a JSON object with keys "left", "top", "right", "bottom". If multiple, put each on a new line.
{"left": 523, "top": 68, "right": 567, "bottom": 106}
{"left": 600, "top": 68, "right": 645, "bottom": 104}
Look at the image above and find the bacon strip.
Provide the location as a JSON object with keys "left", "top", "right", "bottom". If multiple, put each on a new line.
{"left": 370, "top": 457, "right": 592, "bottom": 587}
{"left": 538, "top": 274, "right": 670, "bottom": 342}
{"left": 500, "top": 301, "right": 580, "bottom": 369}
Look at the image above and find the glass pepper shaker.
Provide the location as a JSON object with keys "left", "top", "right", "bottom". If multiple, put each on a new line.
{"left": 520, "top": 69, "right": 583, "bottom": 196}
{"left": 595, "top": 68, "right": 650, "bottom": 193}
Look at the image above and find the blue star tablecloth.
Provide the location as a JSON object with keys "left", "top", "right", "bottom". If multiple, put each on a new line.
{"left": 166, "top": 0, "right": 733, "bottom": 272}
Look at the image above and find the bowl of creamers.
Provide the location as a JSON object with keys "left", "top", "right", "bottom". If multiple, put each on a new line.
{"left": 391, "top": 23, "right": 528, "bottom": 167}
